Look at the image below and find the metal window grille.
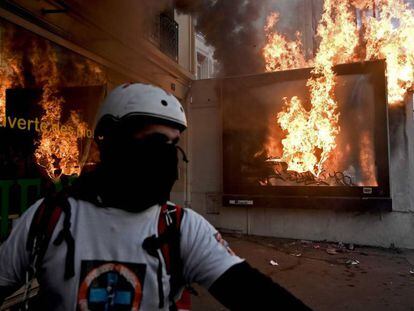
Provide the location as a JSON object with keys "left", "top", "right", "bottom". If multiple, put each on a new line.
{"left": 159, "top": 13, "right": 179, "bottom": 62}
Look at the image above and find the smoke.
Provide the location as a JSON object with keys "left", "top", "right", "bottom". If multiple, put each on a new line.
{"left": 172, "top": 0, "right": 267, "bottom": 76}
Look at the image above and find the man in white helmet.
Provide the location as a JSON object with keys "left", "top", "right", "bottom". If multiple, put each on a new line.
{"left": 0, "top": 83, "right": 312, "bottom": 310}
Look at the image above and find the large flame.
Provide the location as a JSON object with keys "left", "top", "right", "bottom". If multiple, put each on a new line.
{"left": 357, "top": 0, "right": 414, "bottom": 105}
{"left": 263, "top": 0, "right": 414, "bottom": 177}
{"left": 264, "top": 0, "right": 359, "bottom": 176}
{"left": 263, "top": 12, "right": 310, "bottom": 71}
{"left": 0, "top": 23, "right": 105, "bottom": 181}
{"left": 29, "top": 42, "right": 99, "bottom": 181}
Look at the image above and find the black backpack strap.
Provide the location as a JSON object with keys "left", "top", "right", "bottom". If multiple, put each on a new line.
{"left": 142, "top": 203, "right": 184, "bottom": 310}
{"left": 142, "top": 235, "right": 165, "bottom": 309}
{"left": 53, "top": 199, "right": 75, "bottom": 279}
{"left": 26, "top": 192, "right": 75, "bottom": 280}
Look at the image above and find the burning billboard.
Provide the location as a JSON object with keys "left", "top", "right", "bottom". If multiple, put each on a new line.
{"left": 220, "top": 0, "right": 414, "bottom": 208}
{"left": 222, "top": 60, "right": 390, "bottom": 207}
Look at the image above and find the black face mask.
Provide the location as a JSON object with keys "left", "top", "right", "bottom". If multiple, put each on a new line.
{"left": 97, "top": 133, "right": 186, "bottom": 212}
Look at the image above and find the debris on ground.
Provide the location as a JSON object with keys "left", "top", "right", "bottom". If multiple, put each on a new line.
{"left": 197, "top": 233, "right": 414, "bottom": 310}
{"left": 346, "top": 259, "right": 360, "bottom": 266}
{"left": 269, "top": 260, "right": 279, "bottom": 266}
{"left": 290, "top": 252, "right": 302, "bottom": 257}
{"left": 326, "top": 248, "right": 339, "bottom": 255}
{"left": 348, "top": 243, "right": 355, "bottom": 251}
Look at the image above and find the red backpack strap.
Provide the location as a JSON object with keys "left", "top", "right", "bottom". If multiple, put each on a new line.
{"left": 175, "top": 289, "right": 192, "bottom": 311}
{"left": 159, "top": 203, "right": 192, "bottom": 311}
{"left": 158, "top": 203, "right": 183, "bottom": 273}
{"left": 142, "top": 202, "right": 188, "bottom": 310}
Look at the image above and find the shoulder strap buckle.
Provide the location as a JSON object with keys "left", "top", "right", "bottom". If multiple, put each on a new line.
{"left": 164, "top": 207, "right": 177, "bottom": 226}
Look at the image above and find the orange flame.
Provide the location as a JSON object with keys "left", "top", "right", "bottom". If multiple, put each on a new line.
{"left": 276, "top": 96, "right": 317, "bottom": 173}
{"left": 29, "top": 42, "right": 102, "bottom": 181}
{"left": 28, "top": 42, "right": 79, "bottom": 180}
{"left": 263, "top": 0, "right": 414, "bottom": 176}
{"left": 263, "top": 12, "right": 310, "bottom": 72}
{"left": 358, "top": 0, "right": 414, "bottom": 104}
{"left": 264, "top": 0, "right": 359, "bottom": 176}
{"left": 0, "top": 27, "right": 24, "bottom": 124}
{"left": 0, "top": 22, "right": 106, "bottom": 181}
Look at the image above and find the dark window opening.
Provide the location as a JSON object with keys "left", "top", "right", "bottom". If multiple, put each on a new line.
{"left": 150, "top": 10, "right": 179, "bottom": 62}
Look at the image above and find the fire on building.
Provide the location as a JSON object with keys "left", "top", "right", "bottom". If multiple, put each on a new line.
{"left": 0, "top": 0, "right": 194, "bottom": 241}
{"left": 222, "top": 60, "right": 391, "bottom": 209}
{"left": 189, "top": 0, "right": 414, "bottom": 250}
{"left": 1, "top": 0, "right": 414, "bottom": 310}
{"left": 0, "top": 0, "right": 412, "bottom": 245}
{"left": 0, "top": 18, "right": 106, "bottom": 236}
{"left": 218, "top": 0, "right": 414, "bottom": 207}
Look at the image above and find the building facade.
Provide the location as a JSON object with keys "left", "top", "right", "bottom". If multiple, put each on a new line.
{"left": 0, "top": 0, "right": 196, "bottom": 237}
{"left": 195, "top": 33, "right": 216, "bottom": 80}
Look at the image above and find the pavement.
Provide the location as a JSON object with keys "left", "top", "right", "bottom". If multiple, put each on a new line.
{"left": 191, "top": 234, "right": 414, "bottom": 311}
{"left": 2, "top": 233, "right": 413, "bottom": 310}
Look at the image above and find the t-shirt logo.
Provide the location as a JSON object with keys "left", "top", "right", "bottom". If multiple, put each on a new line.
{"left": 77, "top": 260, "right": 146, "bottom": 311}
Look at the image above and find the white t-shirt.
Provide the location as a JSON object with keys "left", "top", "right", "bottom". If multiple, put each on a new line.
{"left": 0, "top": 198, "right": 243, "bottom": 310}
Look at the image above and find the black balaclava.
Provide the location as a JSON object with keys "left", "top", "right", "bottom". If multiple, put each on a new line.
{"left": 85, "top": 118, "right": 186, "bottom": 212}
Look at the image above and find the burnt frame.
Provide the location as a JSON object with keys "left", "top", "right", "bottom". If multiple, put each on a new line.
{"left": 222, "top": 60, "right": 391, "bottom": 210}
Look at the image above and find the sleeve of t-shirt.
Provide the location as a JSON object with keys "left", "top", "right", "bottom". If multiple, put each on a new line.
{"left": 0, "top": 199, "right": 44, "bottom": 288}
{"left": 180, "top": 208, "right": 244, "bottom": 289}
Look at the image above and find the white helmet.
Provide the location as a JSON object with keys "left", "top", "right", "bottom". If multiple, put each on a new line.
{"left": 95, "top": 83, "right": 187, "bottom": 135}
